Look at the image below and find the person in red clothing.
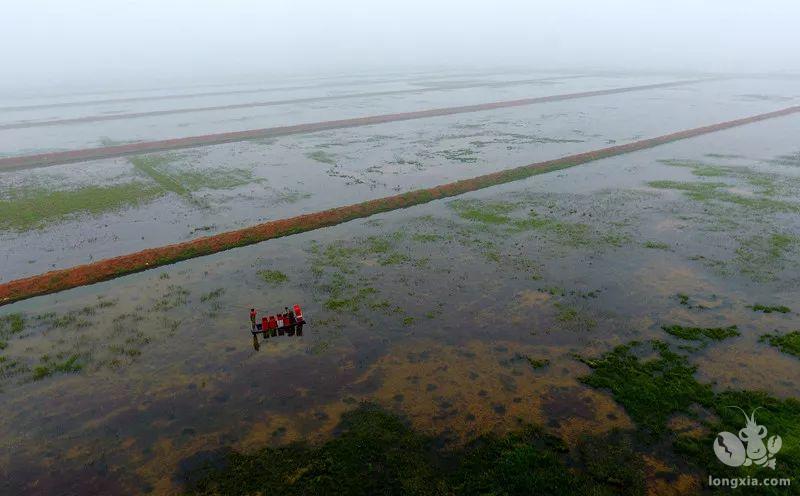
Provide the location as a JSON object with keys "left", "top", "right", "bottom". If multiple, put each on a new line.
{"left": 261, "top": 317, "right": 268, "bottom": 337}
{"left": 250, "top": 308, "right": 257, "bottom": 330}
{"left": 268, "top": 315, "right": 278, "bottom": 337}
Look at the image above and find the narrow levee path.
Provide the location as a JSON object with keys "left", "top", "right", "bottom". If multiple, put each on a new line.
{"left": 0, "top": 79, "right": 710, "bottom": 171}
{"left": 1, "top": 104, "right": 797, "bottom": 306}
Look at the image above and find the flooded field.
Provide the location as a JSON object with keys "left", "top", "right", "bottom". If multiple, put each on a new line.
{"left": 2, "top": 70, "right": 800, "bottom": 494}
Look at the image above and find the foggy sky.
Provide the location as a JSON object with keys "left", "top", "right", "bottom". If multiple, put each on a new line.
{"left": 2, "top": 0, "right": 799, "bottom": 92}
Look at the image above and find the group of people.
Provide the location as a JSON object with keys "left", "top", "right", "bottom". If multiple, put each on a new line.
{"left": 249, "top": 305, "right": 306, "bottom": 350}
{"left": 249, "top": 304, "right": 305, "bottom": 337}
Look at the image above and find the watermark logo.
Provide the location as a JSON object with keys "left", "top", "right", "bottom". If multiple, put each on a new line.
{"left": 713, "top": 407, "right": 782, "bottom": 470}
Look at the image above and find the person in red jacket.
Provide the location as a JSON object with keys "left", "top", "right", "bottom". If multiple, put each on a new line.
{"left": 261, "top": 317, "right": 269, "bottom": 337}
{"left": 268, "top": 315, "right": 278, "bottom": 337}
{"left": 250, "top": 308, "right": 257, "bottom": 330}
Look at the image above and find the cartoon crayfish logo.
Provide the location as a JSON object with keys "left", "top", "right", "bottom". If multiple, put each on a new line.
{"left": 713, "top": 407, "right": 782, "bottom": 469}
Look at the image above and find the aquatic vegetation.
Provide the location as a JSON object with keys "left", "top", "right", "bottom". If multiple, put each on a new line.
{"left": 760, "top": 331, "right": 800, "bottom": 358}
{"left": 306, "top": 150, "right": 337, "bottom": 164}
{"left": 525, "top": 357, "right": 550, "bottom": 369}
{"left": 130, "top": 154, "right": 191, "bottom": 196}
{"left": 449, "top": 199, "right": 516, "bottom": 224}
{"left": 601, "top": 232, "right": 631, "bottom": 247}
{"left": 448, "top": 199, "right": 595, "bottom": 248}
{"left": 674, "top": 390, "right": 800, "bottom": 491}
{"left": 648, "top": 180, "right": 800, "bottom": 214}
{"left": 177, "top": 168, "right": 257, "bottom": 191}
{"left": 643, "top": 240, "right": 670, "bottom": 250}
{"left": 324, "top": 281, "right": 377, "bottom": 312}
{"left": 582, "top": 341, "right": 800, "bottom": 486}
{"left": 661, "top": 324, "right": 739, "bottom": 341}
{"left": 153, "top": 285, "right": 191, "bottom": 311}
{"left": 554, "top": 303, "right": 597, "bottom": 331}
{"left": 735, "top": 233, "right": 797, "bottom": 280}
{"left": 438, "top": 148, "right": 478, "bottom": 163}
{"left": 31, "top": 354, "right": 83, "bottom": 381}
{"left": 767, "top": 151, "right": 800, "bottom": 167}
{"left": 516, "top": 214, "right": 593, "bottom": 247}
{"left": 274, "top": 188, "right": 312, "bottom": 204}
{"left": 0, "top": 182, "right": 163, "bottom": 231}
{"left": 182, "top": 404, "right": 646, "bottom": 496}
{"left": 410, "top": 233, "right": 443, "bottom": 242}
{"left": 705, "top": 153, "right": 745, "bottom": 159}
{"left": 258, "top": 270, "right": 289, "bottom": 284}
{"left": 0, "top": 313, "right": 25, "bottom": 337}
{"left": 579, "top": 342, "right": 714, "bottom": 435}
{"left": 182, "top": 405, "right": 446, "bottom": 495}
{"left": 750, "top": 304, "right": 791, "bottom": 314}
{"left": 200, "top": 288, "right": 225, "bottom": 302}
{"left": 131, "top": 154, "right": 257, "bottom": 198}
{"left": 659, "top": 158, "right": 732, "bottom": 176}
{"left": 379, "top": 252, "right": 409, "bottom": 266}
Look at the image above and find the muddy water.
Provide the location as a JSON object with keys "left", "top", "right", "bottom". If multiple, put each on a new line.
{"left": 3, "top": 111, "right": 800, "bottom": 494}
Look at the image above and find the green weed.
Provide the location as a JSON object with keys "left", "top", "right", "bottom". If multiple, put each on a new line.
{"left": 258, "top": 270, "right": 289, "bottom": 284}
{"left": 661, "top": 324, "right": 739, "bottom": 341}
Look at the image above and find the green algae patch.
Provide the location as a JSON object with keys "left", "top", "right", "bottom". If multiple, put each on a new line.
{"left": 258, "top": 270, "right": 289, "bottom": 285}
{"left": 661, "top": 324, "right": 739, "bottom": 341}
{"left": 131, "top": 154, "right": 257, "bottom": 198}
{"left": 581, "top": 341, "right": 800, "bottom": 490}
{"left": 0, "top": 182, "right": 163, "bottom": 231}
{"left": 182, "top": 405, "right": 447, "bottom": 496}
{"left": 306, "top": 150, "right": 337, "bottom": 164}
{"left": 182, "top": 404, "right": 646, "bottom": 496}
{"left": 643, "top": 240, "right": 670, "bottom": 250}
{"left": 449, "top": 199, "right": 516, "bottom": 224}
{"left": 579, "top": 342, "right": 714, "bottom": 435}
{"left": 760, "top": 331, "right": 800, "bottom": 358}
{"left": 648, "top": 180, "right": 800, "bottom": 214}
{"left": 525, "top": 357, "right": 550, "bottom": 369}
{"left": 750, "top": 304, "right": 791, "bottom": 314}
{"left": 448, "top": 199, "right": 596, "bottom": 247}
{"left": 735, "top": 233, "right": 797, "bottom": 281}
{"left": 674, "top": 390, "right": 800, "bottom": 493}
{"left": 513, "top": 214, "right": 593, "bottom": 247}
{"left": 31, "top": 353, "right": 83, "bottom": 381}
{"left": 0, "top": 313, "right": 25, "bottom": 337}
{"left": 439, "top": 148, "right": 478, "bottom": 164}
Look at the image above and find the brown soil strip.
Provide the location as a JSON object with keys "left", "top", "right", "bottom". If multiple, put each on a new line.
{"left": 0, "top": 79, "right": 708, "bottom": 171}
{"left": 0, "top": 76, "right": 585, "bottom": 130}
{"left": 1, "top": 105, "right": 797, "bottom": 307}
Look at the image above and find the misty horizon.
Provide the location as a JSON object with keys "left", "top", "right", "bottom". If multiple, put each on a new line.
{"left": 2, "top": 0, "right": 799, "bottom": 95}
